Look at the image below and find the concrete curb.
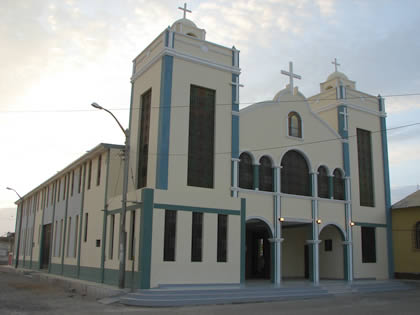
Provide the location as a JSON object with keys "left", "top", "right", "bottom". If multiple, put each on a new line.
{"left": 1, "top": 266, "right": 127, "bottom": 300}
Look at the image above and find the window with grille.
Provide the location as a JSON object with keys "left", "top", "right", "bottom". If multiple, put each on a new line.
{"left": 239, "top": 152, "right": 253, "bottom": 189}
{"left": 361, "top": 226, "right": 376, "bottom": 263}
{"left": 191, "top": 212, "right": 203, "bottom": 262}
{"left": 259, "top": 156, "right": 273, "bottom": 192}
{"left": 288, "top": 111, "right": 302, "bottom": 138}
{"left": 187, "top": 85, "right": 215, "bottom": 188}
{"left": 333, "top": 169, "right": 345, "bottom": 200}
{"left": 357, "top": 128, "right": 374, "bottom": 207}
{"left": 137, "top": 89, "right": 152, "bottom": 189}
{"left": 317, "top": 166, "right": 329, "bottom": 198}
{"left": 217, "top": 214, "right": 228, "bottom": 262}
{"left": 415, "top": 222, "right": 420, "bottom": 249}
{"left": 281, "top": 150, "right": 310, "bottom": 196}
{"left": 163, "top": 210, "right": 177, "bottom": 261}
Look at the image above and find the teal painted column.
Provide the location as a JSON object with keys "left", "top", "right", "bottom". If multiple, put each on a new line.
{"left": 48, "top": 182, "right": 58, "bottom": 274}
{"left": 38, "top": 195, "right": 46, "bottom": 270}
{"left": 138, "top": 188, "right": 154, "bottom": 289}
{"left": 61, "top": 176, "right": 70, "bottom": 275}
{"left": 77, "top": 163, "right": 87, "bottom": 278}
{"left": 240, "top": 198, "right": 246, "bottom": 285}
{"left": 310, "top": 172, "right": 320, "bottom": 285}
{"left": 379, "top": 96, "right": 394, "bottom": 278}
{"left": 14, "top": 202, "right": 23, "bottom": 268}
{"left": 253, "top": 164, "right": 259, "bottom": 190}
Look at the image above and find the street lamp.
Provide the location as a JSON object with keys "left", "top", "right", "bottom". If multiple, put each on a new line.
{"left": 6, "top": 187, "right": 23, "bottom": 268}
{"left": 91, "top": 102, "right": 130, "bottom": 289}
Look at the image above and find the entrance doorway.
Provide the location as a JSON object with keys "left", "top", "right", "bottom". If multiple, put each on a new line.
{"left": 41, "top": 224, "right": 51, "bottom": 269}
{"left": 319, "top": 224, "right": 346, "bottom": 279}
{"left": 245, "top": 219, "right": 272, "bottom": 280}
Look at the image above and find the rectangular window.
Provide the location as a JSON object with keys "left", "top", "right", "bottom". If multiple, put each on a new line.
{"left": 53, "top": 221, "right": 58, "bottom": 256}
{"left": 357, "top": 128, "right": 374, "bottom": 207}
{"left": 324, "top": 239, "right": 332, "bottom": 252}
{"left": 66, "top": 217, "right": 71, "bottom": 257}
{"left": 87, "top": 160, "right": 92, "bottom": 190}
{"left": 97, "top": 155, "right": 102, "bottom": 186}
{"left": 361, "top": 226, "right": 376, "bottom": 263}
{"left": 84, "top": 213, "right": 88, "bottom": 242}
{"left": 217, "top": 214, "right": 228, "bottom": 262}
{"left": 137, "top": 89, "right": 152, "bottom": 189}
{"left": 78, "top": 166, "right": 83, "bottom": 194}
{"left": 74, "top": 215, "right": 79, "bottom": 258}
{"left": 191, "top": 212, "right": 203, "bottom": 262}
{"left": 57, "top": 180, "right": 61, "bottom": 202}
{"left": 163, "top": 210, "right": 177, "bottom": 261}
{"left": 187, "top": 85, "right": 215, "bottom": 188}
{"left": 129, "top": 211, "right": 136, "bottom": 260}
{"left": 109, "top": 214, "right": 115, "bottom": 260}
{"left": 63, "top": 175, "right": 67, "bottom": 200}
{"left": 71, "top": 170, "right": 75, "bottom": 196}
{"left": 59, "top": 219, "right": 63, "bottom": 257}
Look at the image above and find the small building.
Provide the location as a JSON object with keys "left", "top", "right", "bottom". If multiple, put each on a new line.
{"left": 0, "top": 233, "right": 14, "bottom": 265}
{"left": 392, "top": 190, "right": 420, "bottom": 279}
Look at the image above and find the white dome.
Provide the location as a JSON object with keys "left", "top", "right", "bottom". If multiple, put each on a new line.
{"left": 327, "top": 71, "right": 349, "bottom": 81}
{"left": 171, "top": 18, "right": 197, "bottom": 29}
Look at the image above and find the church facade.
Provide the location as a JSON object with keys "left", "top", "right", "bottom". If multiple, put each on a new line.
{"left": 12, "top": 11, "right": 393, "bottom": 289}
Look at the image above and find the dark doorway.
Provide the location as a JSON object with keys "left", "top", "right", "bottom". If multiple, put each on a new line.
{"left": 246, "top": 219, "right": 272, "bottom": 280}
{"left": 41, "top": 224, "right": 51, "bottom": 269}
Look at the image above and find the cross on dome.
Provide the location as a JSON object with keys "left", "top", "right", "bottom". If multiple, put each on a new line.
{"left": 332, "top": 58, "right": 340, "bottom": 72}
{"left": 178, "top": 3, "right": 192, "bottom": 19}
{"left": 281, "top": 61, "right": 301, "bottom": 95}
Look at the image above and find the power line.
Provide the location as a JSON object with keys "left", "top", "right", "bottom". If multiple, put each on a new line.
{"left": 1, "top": 92, "right": 420, "bottom": 113}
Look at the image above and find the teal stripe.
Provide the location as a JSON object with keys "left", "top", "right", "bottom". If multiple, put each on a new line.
{"left": 240, "top": 198, "right": 246, "bottom": 284}
{"left": 100, "top": 209, "right": 107, "bottom": 283}
{"left": 154, "top": 203, "right": 240, "bottom": 215}
{"left": 328, "top": 176, "right": 334, "bottom": 199}
{"left": 139, "top": 188, "right": 154, "bottom": 289}
{"left": 379, "top": 97, "right": 394, "bottom": 278}
{"left": 253, "top": 164, "right": 259, "bottom": 190}
{"left": 77, "top": 163, "right": 87, "bottom": 278}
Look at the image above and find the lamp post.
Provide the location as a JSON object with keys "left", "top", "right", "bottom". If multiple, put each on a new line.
{"left": 7, "top": 187, "right": 23, "bottom": 268}
{"left": 91, "top": 102, "right": 130, "bottom": 289}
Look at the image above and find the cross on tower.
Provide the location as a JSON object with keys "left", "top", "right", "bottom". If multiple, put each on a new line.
{"left": 178, "top": 3, "right": 192, "bottom": 19}
{"left": 332, "top": 58, "right": 340, "bottom": 72}
{"left": 339, "top": 106, "right": 349, "bottom": 131}
{"left": 281, "top": 61, "right": 301, "bottom": 95}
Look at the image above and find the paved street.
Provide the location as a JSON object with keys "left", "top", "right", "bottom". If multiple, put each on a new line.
{"left": 1, "top": 266, "right": 420, "bottom": 314}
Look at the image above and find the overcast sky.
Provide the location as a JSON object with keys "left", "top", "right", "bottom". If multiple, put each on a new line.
{"left": 1, "top": 0, "right": 420, "bottom": 235}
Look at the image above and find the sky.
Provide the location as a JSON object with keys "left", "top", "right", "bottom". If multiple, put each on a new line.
{"left": 1, "top": 0, "right": 420, "bottom": 235}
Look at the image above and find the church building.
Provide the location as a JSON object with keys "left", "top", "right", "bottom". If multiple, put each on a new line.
{"left": 12, "top": 6, "right": 393, "bottom": 289}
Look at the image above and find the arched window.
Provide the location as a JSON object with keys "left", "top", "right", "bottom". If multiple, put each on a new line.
{"left": 288, "top": 112, "right": 302, "bottom": 138}
{"left": 281, "top": 150, "right": 310, "bottom": 196}
{"left": 259, "top": 156, "right": 273, "bottom": 192}
{"left": 317, "top": 166, "right": 329, "bottom": 198}
{"left": 239, "top": 152, "right": 253, "bottom": 189}
{"left": 415, "top": 222, "right": 420, "bottom": 249}
{"left": 333, "top": 169, "right": 345, "bottom": 200}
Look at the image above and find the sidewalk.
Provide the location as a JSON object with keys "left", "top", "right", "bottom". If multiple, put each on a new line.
{"left": 1, "top": 265, "right": 127, "bottom": 301}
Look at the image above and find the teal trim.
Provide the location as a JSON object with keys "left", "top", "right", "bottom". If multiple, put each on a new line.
{"left": 63, "top": 264, "right": 78, "bottom": 278}
{"left": 154, "top": 203, "right": 240, "bottom": 215}
{"left": 77, "top": 163, "right": 87, "bottom": 278}
{"left": 271, "top": 242, "right": 275, "bottom": 283}
{"left": 253, "top": 164, "right": 259, "bottom": 190}
{"left": 378, "top": 97, "right": 394, "bottom": 279}
{"left": 38, "top": 196, "right": 46, "bottom": 270}
{"left": 13, "top": 204, "right": 21, "bottom": 268}
{"left": 232, "top": 115, "right": 239, "bottom": 158}
{"left": 138, "top": 188, "right": 154, "bottom": 289}
{"left": 79, "top": 265, "right": 102, "bottom": 283}
{"left": 100, "top": 209, "right": 108, "bottom": 283}
{"left": 50, "top": 262, "right": 61, "bottom": 275}
{"left": 155, "top": 55, "right": 174, "bottom": 190}
{"left": 240, "top": 198, "right": 246, "bottom": 284}
{"left": 231, "top": 160, "right": 235, "bottom": 197}
{"left": 354, "top": 222, "right": 387, "bottom": 228}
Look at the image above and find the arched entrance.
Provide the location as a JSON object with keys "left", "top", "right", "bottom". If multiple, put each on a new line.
{"left": 245, "top": 218, "right": 273, "bottom": 280}
{"left": 319, "top": 224, "right": 346, "bottom": 279}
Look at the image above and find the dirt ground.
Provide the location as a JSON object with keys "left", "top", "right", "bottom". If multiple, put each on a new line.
{"left": 1, "top": 266, "right": 420, "bottom": 315}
